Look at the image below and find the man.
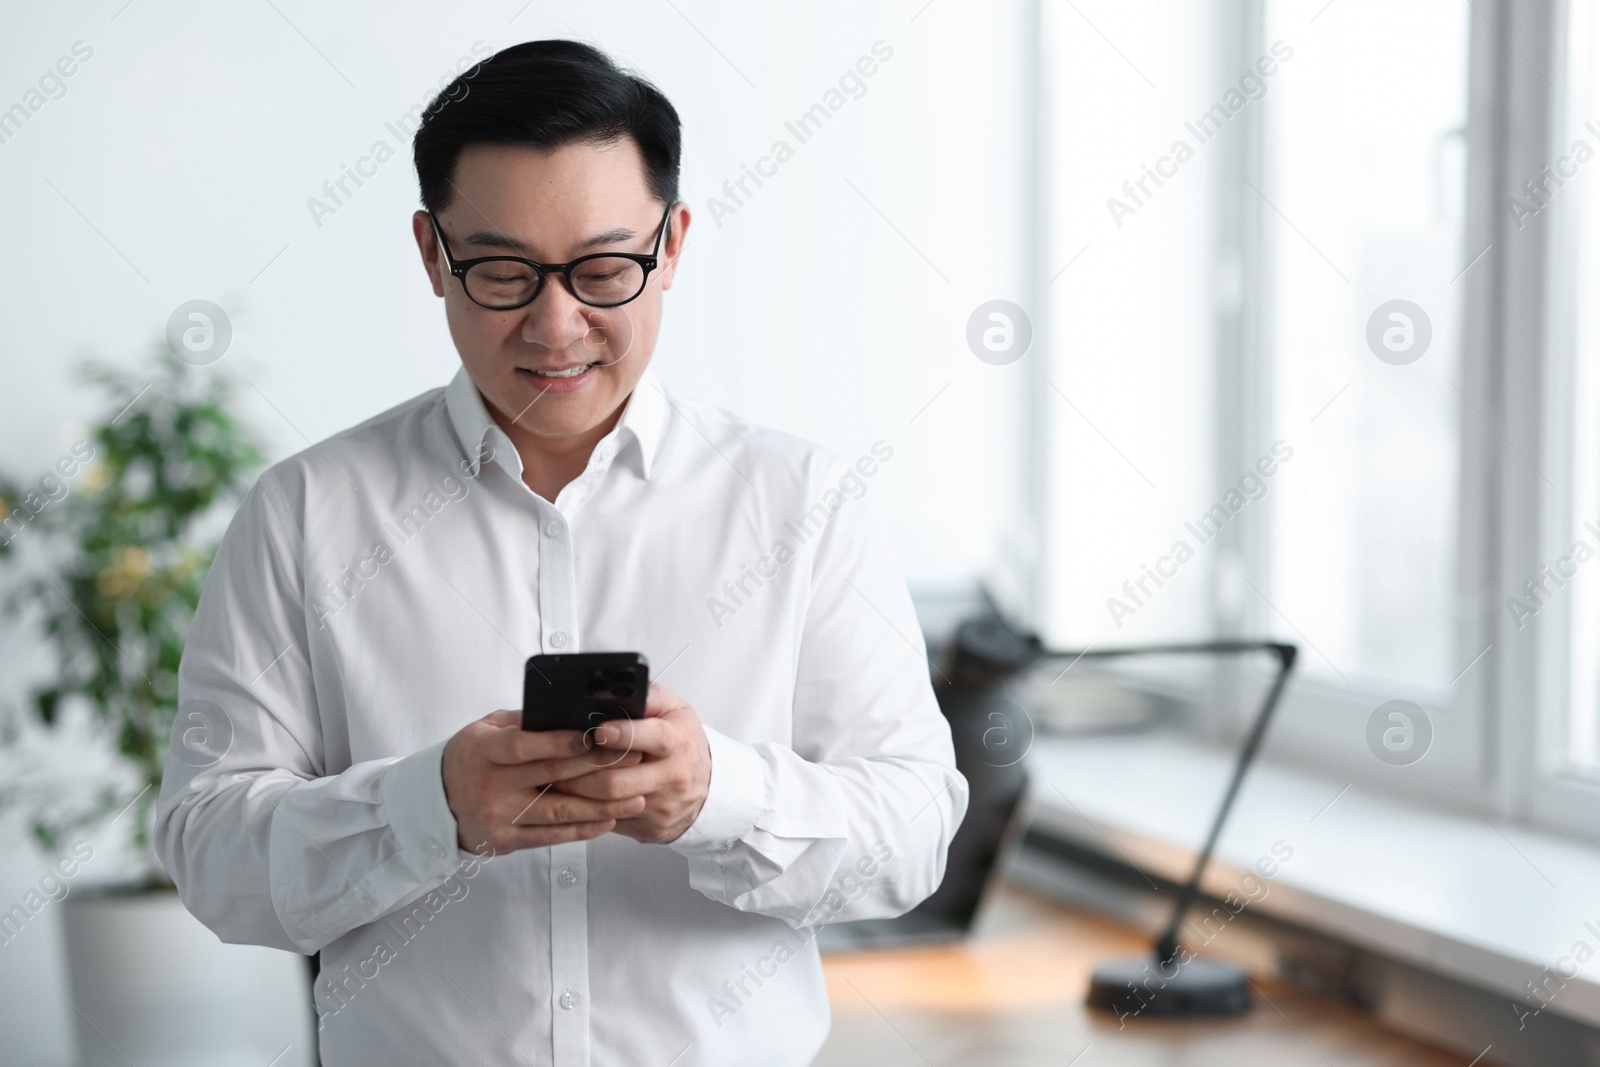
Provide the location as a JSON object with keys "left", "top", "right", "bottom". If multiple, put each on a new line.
{"left": 156, "top": 39, "right": 967, "bottom": 1067}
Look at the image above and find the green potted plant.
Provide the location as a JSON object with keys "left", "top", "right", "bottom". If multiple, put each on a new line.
{"left": 0, "top": 349, "right": 311, "bottom": 1066}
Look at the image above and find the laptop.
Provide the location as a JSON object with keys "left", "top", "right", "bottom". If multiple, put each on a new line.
{"left": 817, "top": 774, "right": 1030, "bottom": 951}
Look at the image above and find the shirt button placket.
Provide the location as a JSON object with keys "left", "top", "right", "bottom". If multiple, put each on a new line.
{"left": 538, "top": 501, "right": 589, "bottom": 1066}
{"left": 548, "top": 840, "right": 590, "bottom": 1065}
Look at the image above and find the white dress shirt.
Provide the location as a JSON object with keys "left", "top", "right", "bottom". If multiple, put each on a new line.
{"left": 155, "top": 365, "right": 968, "bottom": 1067}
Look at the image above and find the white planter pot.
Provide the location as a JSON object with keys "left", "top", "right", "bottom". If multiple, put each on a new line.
{"left": 60, "top": 888, "right": 315, "bottom": 1067}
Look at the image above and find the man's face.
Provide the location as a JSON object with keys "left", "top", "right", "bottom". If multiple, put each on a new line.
{"left": 413, "top": 139, "right": 687, "bottom": 445}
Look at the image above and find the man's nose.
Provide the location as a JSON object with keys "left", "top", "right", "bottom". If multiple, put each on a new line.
{"left": 519, "top": 275, "right": 593, "bottom": 352}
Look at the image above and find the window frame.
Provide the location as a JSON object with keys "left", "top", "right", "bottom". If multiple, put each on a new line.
{"left": 1521, "top": 0, "right": 1600, "bottom": 841}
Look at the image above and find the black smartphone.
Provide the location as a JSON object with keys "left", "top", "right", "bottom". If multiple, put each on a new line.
{"left": 521, "top": 651, "right": 650, "bottom": 732}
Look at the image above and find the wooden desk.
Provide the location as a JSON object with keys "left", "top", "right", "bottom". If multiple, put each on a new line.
{"left": 816, "top": 882, "right": 1471, "bottom": 1066}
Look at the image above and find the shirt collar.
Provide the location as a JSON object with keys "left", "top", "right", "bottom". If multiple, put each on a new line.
{"left": 445, "top": 365, "right": 668, "bottom": 481}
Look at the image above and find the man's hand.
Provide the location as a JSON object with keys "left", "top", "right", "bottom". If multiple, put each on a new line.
{"left": 553, "top": 683, "right": 713, "bottom": 845}
{"left": 441, "top": 709, "right": 649, "bottom": 855}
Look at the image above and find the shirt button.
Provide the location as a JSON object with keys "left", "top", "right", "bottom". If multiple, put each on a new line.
{"left": 558, "top": 867, "right": 578, "bottom": 887}
{"left": 545, "top": 520, "right": 561, "bottom": 537}
{"left": 550, "top": 631, "right": 569, "bottom": 649}
{"left": 429, "top": 839, "right": 445, "bottom": 858}
{"left": 362, "top": 895, "right": 378, "bottom": 909}
{"left": 559, "top": 989, "right": 578, "bottom": 1010}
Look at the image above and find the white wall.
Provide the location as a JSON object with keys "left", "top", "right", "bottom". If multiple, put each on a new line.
{"left": 0, "top": 2, "right": 1031, "bottom": 1062}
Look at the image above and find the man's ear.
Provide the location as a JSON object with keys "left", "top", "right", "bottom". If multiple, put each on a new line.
{"left": 658, "top": 202, "right": 691, "bottom": 292}
{"left": 412, "top": 210, "right": 447, "bottom": 298}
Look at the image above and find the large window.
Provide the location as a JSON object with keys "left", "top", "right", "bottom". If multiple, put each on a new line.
{"left": 1261, "top": 0, "right": 1471, "bottom": 695}
{"left": 1040, "top": 0, "right": 1600, "bottom": 830}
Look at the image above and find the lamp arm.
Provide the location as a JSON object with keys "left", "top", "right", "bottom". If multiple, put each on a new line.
{"left": 1033, "top": 640, "right": 1298, "bottom": 965}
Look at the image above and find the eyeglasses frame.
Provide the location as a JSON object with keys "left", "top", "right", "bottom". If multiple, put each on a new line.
{"left": 428, "top": 201, "right": 673, "bottom": 310}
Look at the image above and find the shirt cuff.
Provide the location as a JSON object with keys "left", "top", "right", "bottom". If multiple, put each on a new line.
{"left": 669, "top": 724, "right": 766, "bottom": 855}
{"left": 380, "top": 737, "right": 462, "bottom": 880}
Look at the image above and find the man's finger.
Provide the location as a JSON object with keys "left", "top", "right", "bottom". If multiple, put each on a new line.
{"left": 556, "top": 762, "right": 664, "bottom": 802}
{"left": 574, "top": 738, "right": 641, "bottom": 770}
{"left": 483, "top": 708, "right": 522, "bottom": 727}
{"left": 509, "top": 790, "right": 646, "bottom": 825}
{"left": 643, "top": 682, "right": 687, "bottom": 718}
{"left": 594, "top": 716, "right": 671, "bottom": 757}
{"left": 497, "top": 749, "right": 644, "bottom": 789}
{"left": 461, "top": 819, "right": 618, "bottom": 855}
{"left": 481, "top": 722, "right": 592, "bottom": 765}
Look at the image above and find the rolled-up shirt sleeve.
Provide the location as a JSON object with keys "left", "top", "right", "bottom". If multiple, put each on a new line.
{"left": 154, "top": 469, "right": 464, "bottom": 955}
{"left": 669, "top": 457, "right": 970, "bottom": 929}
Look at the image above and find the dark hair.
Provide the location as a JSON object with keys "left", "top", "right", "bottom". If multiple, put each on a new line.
{"left": 413, "top": 40, "right": 681, "bottom": 214}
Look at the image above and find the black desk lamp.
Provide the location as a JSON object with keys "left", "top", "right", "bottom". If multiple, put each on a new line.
{"left": 938, "top": 615, "right": 1298, "bottom": 1017}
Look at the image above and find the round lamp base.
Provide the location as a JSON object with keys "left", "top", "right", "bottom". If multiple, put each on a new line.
{"left": 1085, "top": 955, "right": 1251, "bottom": 1018}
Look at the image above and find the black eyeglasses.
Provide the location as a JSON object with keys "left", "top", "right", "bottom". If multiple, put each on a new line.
{"left": 429, "top": 203, "right": 672, "bottom": 310}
